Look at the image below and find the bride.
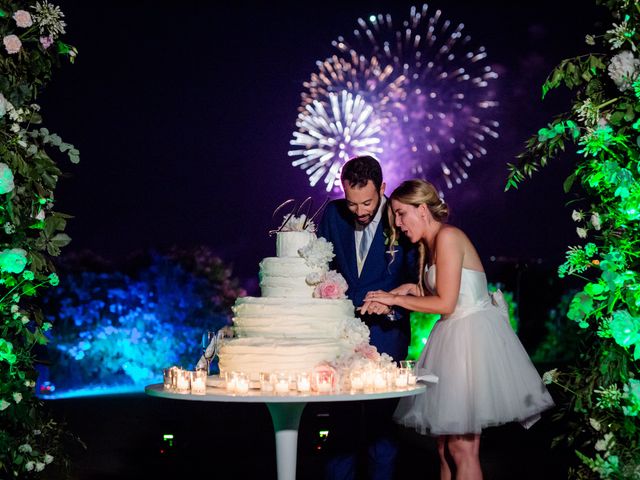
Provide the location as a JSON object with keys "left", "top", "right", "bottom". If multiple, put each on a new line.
{"left": 360, "top": 179, "right": 554, "bottom": 480}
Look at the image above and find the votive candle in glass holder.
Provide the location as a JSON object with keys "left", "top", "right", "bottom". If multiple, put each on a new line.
{"left": 296, "top": 372, "right": 311, "bottom": 393}
{"left": 400, "top": 360, "right": 417, "bottom": 385}
{"left": 175, "top": 369, "right": 191, "bottom": 393}
{"left": 260, "top": 372, "right": 274, "bottom": 393}
{"left": 395, "top": 367, "right": 409, "bottom": 389}
{"left": 163, "top": 367, "right": 175, "bottom": 391}
{"left": 190, "top": 369, "right": 207, "bottom": 395}
{"left": 225, "top": 371, "right": 237, "bottom": 393}
{"left": 386, "top": 366, "right": 397, "bottom": 387}
{"left": 315, "top": 371, "right": 333, "bottom": 393}
{"left": 234, "top": 372, "right": 250, "bottom": 394}
{"left": 362, "top": 366, "right": 375, "bottom": 393}
{"left": 373, "top": 368, "right": 387, "bottom": 391}
{"left": 274, "top": 372, "right": 290, "bottom": 395}
{"left": 349, "top": 369, "right": 364, "bottom": 391}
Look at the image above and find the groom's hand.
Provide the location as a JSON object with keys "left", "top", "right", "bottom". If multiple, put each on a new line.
{"left": 358, "top": 300, "right": 391, "bottom": 316}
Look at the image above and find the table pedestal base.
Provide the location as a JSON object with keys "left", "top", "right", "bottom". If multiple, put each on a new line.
{"left": 267, "top": 402, "right": 307, "bottom": 480}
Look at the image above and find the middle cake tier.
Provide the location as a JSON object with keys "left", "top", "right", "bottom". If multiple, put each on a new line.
{"left": 258, "top": 256, "right": 325, "bottom": 298}
{"left": 231, "top": 296, "right": 356, "bottom": 338}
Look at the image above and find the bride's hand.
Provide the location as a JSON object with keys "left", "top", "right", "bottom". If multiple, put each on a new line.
{"left": 389, "top": 283, "right": 418, "bottom": 296}
{"left": 358, "top": 300, "right": 391, "bottom": 316}
{"left": 363, "top": 290, "right": 396, "bottom": 307}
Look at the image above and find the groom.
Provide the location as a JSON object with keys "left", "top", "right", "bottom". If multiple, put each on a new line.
{"left": 316, "top": 155, "right": 417, "bottom": 480}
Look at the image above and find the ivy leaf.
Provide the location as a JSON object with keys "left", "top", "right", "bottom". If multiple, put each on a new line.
{"left": 584, "top": 282, "right": 606, "bottom": 297}
{"left": 538, "top": 127, "right": 555, "bottom": 141}
{"left": 566, "top": 120, "right": 580, "bottom": 139}
{"left": 588, "top": 54, "right": 607, "bottom": 73}
{"left": 44, "top": 216, "right": 67, "bottom": 237}
{"left": 32, "top": 329, "right": 49, "bottom": 346}
{"left": 554, "top": 122, "right": 565, "bottom": 135}
{"left": 568, "top": 292, "right": 593, "bottom": 321}
{"left": 603, "top": 270, "right": 622, "bottom": 291}
{"left": 563, "top": 172, "right": 577, "bottom": 193}
{"left": 610, "top": 111, "right": 624, "bottom": 126}
{"left": 51, "top": 233, "right": 71, "bottom": 248}
{"left": 28, "top": 252, "right": 47, "bottom": 273}
{"left": 624, "top": 105, "right": 635, "bottom": 122}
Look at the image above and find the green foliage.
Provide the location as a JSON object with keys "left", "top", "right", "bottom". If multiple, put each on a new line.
{"left": 532, "top": 289, "right": 583, "bottom": 364}
{"left": 0, "top": 1, "right": 80, "bottom": 478}
{"left": 512, "top": 0, "right": 640, "bottom": 477}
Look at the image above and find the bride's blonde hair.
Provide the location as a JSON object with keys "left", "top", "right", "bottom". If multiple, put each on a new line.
{"left": 388, "top": 179, "right": 449, "bottom": 296}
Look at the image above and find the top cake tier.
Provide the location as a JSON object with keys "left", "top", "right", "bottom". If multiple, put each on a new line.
{"left": 276, "top": 230, "right": 315, "bottom": 258}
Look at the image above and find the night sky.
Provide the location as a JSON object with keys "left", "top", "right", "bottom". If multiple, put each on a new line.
{"left": 40, "top": 0, "right": 605, "bottom": 286}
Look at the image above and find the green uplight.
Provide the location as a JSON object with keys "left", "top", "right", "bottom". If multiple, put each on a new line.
{"left": 408, "top": 312, "right": 439, "bottom": 360}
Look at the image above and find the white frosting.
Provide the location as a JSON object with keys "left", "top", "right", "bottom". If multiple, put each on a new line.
{"left": 218, "top": 337, "right": 347, "bottom": 376}
{"left": 276, "top": 230, "right": 315, "bottom": 257}
{"left": 259, "top": 257, "right": 321, "bottom": 298}
{"left": 232, "top": 297, "right": 355, "bottom": 337}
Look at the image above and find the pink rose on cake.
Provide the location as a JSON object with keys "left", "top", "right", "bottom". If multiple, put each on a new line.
{"left": 312, "top": 270, "right": 348, "bottom": 299}
{"left": 355, "top": 342, "right": 380, "bottom": 361}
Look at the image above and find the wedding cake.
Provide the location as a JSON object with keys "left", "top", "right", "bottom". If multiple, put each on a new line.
{"left": 217, "top": 215, "right": 373, "bottom": 379}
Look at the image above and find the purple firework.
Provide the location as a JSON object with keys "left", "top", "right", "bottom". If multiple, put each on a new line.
{"left": 291, "top": 3, "right": 499, "bottom": 196}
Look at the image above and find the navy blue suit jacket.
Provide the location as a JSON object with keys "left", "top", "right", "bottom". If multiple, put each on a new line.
{"left": 318, "top": 198, "right": 417, "bottom": 361}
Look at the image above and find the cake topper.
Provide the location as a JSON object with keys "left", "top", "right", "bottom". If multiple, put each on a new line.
{"left": 270, "top": 196, "right": 329, "bottom": 235}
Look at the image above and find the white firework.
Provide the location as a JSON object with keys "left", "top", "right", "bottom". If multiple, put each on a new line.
{"left": 288, "top": 91, "right": 383, "bottom": 192}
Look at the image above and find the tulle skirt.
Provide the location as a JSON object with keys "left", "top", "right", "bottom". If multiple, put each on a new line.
{"left": 393, "top": 293, "right": 555, "bottom": 436}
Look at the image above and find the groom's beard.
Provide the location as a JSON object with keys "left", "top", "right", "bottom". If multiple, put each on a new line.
{"left": 355, "top": 195, "right": 382, "bottom": 226}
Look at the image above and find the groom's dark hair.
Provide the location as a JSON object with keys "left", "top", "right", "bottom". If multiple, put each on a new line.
{"left": 341, "top": 156, "right": 383, "bottom": 191}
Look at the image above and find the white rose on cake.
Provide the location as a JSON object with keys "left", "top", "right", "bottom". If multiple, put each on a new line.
{"left": 300, "top": 237, "right": 335, "bottom": 269}
{"left": 340, "top": 316, "right": 371, "bottom": 348}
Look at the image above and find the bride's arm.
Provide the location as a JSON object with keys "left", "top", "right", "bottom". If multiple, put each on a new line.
{"left": 365, "top": 228, "right": 464, "bottom": 315}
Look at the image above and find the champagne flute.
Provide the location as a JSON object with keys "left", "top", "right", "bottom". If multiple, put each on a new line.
{"left": 201, "top": 330, "right": 216, "bottom": 375}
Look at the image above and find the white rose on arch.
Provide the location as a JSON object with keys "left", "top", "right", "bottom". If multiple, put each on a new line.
{"left": 607, "top": 50, "right": 640, "bottom": 92}
{"left": 0, "top": 93, "right": 9, "bottom": 118}
{"left": 0, "top": 163, "right": 15, "bottom": 194}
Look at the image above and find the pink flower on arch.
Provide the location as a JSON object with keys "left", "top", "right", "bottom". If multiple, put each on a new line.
{"left": 3, "top": 35, "right": 22, "bottom": 54}
{"left": 13, "top": 10, "right": 33, "bottom": 28}
{"left": 40, "top": 35, "right": 54, "bottom": 49}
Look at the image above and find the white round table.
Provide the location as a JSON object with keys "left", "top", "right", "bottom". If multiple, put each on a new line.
{"left": 145, "top": 383, "right": 426, "bottom": 480}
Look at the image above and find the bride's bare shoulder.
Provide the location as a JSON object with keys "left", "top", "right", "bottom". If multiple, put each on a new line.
{"left": 437, "top": 225, "right": 467, "bottom": 243}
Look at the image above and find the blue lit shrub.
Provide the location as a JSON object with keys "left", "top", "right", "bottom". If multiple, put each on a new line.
{"left": 42, "top": 248, "right": 244, "bottom": 392}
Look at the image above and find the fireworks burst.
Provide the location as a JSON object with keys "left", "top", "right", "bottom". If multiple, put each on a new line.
{"left": 289, "top": 3, "right": 500, "bottom": 195}
{"left": 288, "top": 91, "right": 383, "bottom": 191}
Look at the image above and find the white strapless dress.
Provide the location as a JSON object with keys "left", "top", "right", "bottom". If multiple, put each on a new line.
{"left": 393, "top": 265, "right": 555, "bottom": 436}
